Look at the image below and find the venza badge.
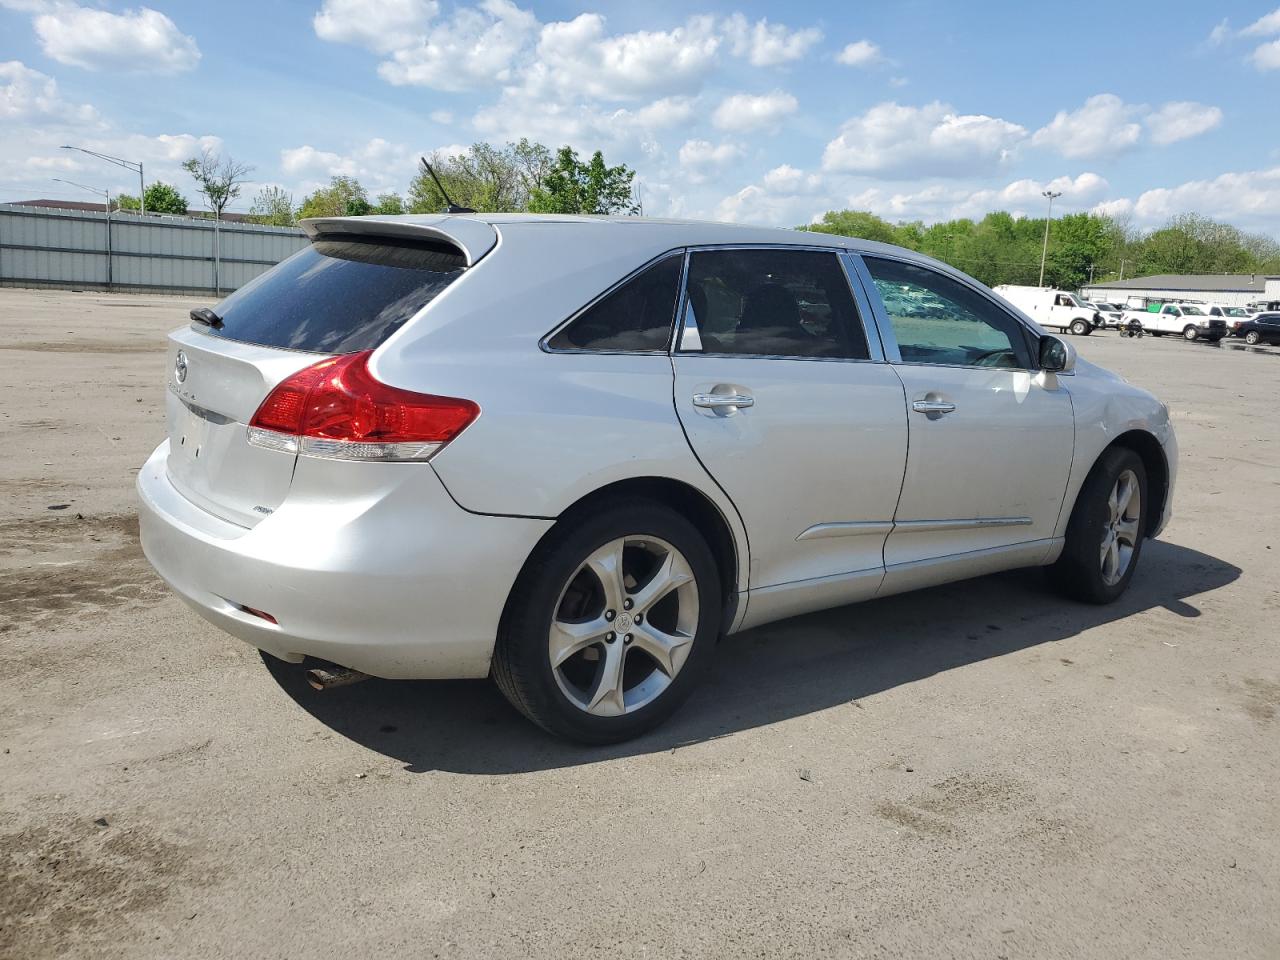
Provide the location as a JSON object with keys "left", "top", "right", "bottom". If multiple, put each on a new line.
{"left": 174, "top": 350, "right": 188, "bottom": 384}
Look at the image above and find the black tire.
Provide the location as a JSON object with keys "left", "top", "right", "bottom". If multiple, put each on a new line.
{"left": 492, "top": 500, "right": 722, "bottom": 743}
{"left": 1245, "top": 331, "right": 1261, "bottom": 345}
{"left": 1183, "top": 325, "right": 1198, "bottom": 341}
{"left": 1052, "top": 447, "right": 1148, "bottom": 604}
{"left": 1070, "top": 319, "right": 1090, "bottom": 336}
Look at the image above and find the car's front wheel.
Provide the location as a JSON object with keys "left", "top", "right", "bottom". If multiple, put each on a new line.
{"left": 1052, "top": 447, "right": 1148, "bottom": 604}
{"left": 1183, "top": 325, "right": 1199, "bottom": 341}
{"left": 1245, "top": 330, "right": 1261, "bottom": 345}
{"left": 1070, "top": 319, "right": 1090, "bottom": 336}
{"left": 493, "top": 501, "right": 722, "bottom": 743}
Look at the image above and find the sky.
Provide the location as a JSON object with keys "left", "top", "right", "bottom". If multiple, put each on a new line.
{"left": 1, "top": 0, "right": 1278, "bottom": 235}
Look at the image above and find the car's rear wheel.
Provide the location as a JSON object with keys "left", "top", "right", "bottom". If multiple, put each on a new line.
{"left": 1052, "top": 447, "right": 1148, "bottom": 604}
{"left": 1070, "top": 319, "right": 1090, "bottom": 336}
{"left": 493, "top": 501, "right": 721, "bottom": 743}
{"left": 1245, "top": 330, "right": 1261, "bottom": 345}
{"left": 1183, "top": 325, "right": 1198, "bottom": 341}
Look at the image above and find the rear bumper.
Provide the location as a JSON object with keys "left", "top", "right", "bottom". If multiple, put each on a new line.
{"left": 137, "top": 441, "right": 553, "bottom": 679}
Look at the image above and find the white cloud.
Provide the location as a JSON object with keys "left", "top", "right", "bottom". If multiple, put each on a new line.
{"left": 313, "top": 0, "right": 438, "bottom": 54}
{"left": 711, "top": 90, "right": 797, "bottom": 132}
{"left": 0, "top": 60, "right": 97, "bottom": 123}
{"left": 822, "top": 101, "right": 1026, "bottom": 178}
{"left": 1241, "top": 7, "right": 1280, "bottom": 35}
{"left": 1207, "top": 19, "right": 1231, "bottom": 45}
{"left": 1252, "top": 38, "right": 1280, "bottom": 69}
{"left": 28, "top": 3, "right": 200, "bottom": 74}
{"left": 1126, "top": 166, "right": 1280, "bottom": 226}
{"left": 429, "top": 109, "right": 453, "bottom": 124}
{"left": 677, "top": 139, "right": 741, "bottom": 183}
{"left": 835, "top": 40, "right": 881, "bottom": 66}
{"left": 1031, "top": 94, "right": 1143, "bottom": 159}
{"left": 723, "top": 14, "right": 822, "bottom": 67}
{"left": 530, "top": 13, "right": 721, "bottom": 102}
{"left": 378, "top": 0, "right": 537, "bottom": 91}
{"left": 1146, "top": 101, "right": 1223, "bottom": 145}
{"left": 280, "top": 138, "right": 419, "bottom": 195}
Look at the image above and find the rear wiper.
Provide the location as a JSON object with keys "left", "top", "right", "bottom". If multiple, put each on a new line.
{"left": 190, "top": 307, "right": 223, "bottom": 329}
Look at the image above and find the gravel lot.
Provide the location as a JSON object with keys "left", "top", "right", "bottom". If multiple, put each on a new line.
{"left": 1, "top": 287, "right": 1278, "bottom": 960}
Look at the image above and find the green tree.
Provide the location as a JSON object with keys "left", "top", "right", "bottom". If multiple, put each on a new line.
{"left": 116, "top": 182, "right": 189, "bottom": 215}
{"left": 248, "top": 186, "right": 296, "bottom": 227}
{"left": 802, "top": 210, "right": 903, "bottom": 245}
{"left": 297, "top": 176, "right": 369, "bottom": 220}
{"left": 409, "top": 141, "right": 535, "bottom": 213}
{"left": 527, "top": 147, "right": 639, "bottom": 215}
{"left": 372, "top": 192, "right": 405, "bottom": 215}
{"left": 182, "top": 149, "right": 253, "bottom": 219}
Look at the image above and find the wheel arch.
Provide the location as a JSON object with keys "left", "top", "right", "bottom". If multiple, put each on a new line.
{"left": 507, "top": 476, "right": 746, "bottom": 630}
{"left": 1079, "top": 430, "right": 1168, "bottom": 538}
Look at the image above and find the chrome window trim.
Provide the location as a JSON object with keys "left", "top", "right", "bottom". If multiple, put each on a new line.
{"left": 851, "top": 250, "right": 1046, "bottom": 372}
{"left": 672, "top": 243, "right": 882, "bottom": 364}
{"left": 539, "top": 248, "right": 687, "bottom": 356}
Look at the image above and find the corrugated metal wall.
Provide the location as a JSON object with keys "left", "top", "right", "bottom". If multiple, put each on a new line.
{"left": 0, "top": 203, "right": 309, "bottom": 296}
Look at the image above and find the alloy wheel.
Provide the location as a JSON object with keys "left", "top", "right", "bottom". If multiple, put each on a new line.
{"left": 548, "top": 536, "right": 700, "bottom": 717}
{"left": 1100, "top": 469, "right": 1141, "bottom": 587}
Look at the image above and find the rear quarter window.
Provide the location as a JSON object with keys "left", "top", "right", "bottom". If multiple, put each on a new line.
{"left": 201, "top": 236, "right": 466, "bottom": 353}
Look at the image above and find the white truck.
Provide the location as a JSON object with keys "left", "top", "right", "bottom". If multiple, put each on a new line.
{"left": 992, "top": 285, "right": 1101, "bottom": 336}
{"left": 1120, "top": 302, "right": 1228, "bottom": 342}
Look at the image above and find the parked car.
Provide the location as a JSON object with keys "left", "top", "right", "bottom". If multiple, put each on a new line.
{"left": 1236, "top": 313, "right": 1280, "bottom": 345}
{"left": 1122, "top": 302, "right": 1227, "bottom": 341}
{"left": 1088, "top": 301, "right": 1127, "bottom": 328}
{"left": 137, "top": 215, "right": 1177, "bottom": 743}
{"left": 1246, "top": 300, "right": 1280, "bottom": 314}
{"left": 1206, "top": 303, "right": 1259, "bottom": 335}
{"left": 992, "top": 285, "right": 1101, "bottom": 335}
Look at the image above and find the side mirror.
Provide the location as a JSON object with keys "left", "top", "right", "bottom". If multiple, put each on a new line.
{"left": 1039, "top": 335, "right": 1076, "bottom": 373}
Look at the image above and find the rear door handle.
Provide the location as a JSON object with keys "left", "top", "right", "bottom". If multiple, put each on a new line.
{"left": 912, "top": 399, "right": 956, "bottom": 415}
{"left": 693, "top": 393, "right": 754, "bottom": 410}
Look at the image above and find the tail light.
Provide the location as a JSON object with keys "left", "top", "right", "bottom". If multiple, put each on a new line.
{"left": 247, "top": 350, "right": 479, "bottom": 462}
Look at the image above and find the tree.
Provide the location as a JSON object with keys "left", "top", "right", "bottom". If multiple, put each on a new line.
{"left": 181, "top": 149, "right": 253, "bottom": 220}
{"left": 116, "top": 182, "right": 189, "bottom": 215}
{"left": 372, "top": 192, "right": 405, "bottom": 215}
{"left": 248, "top": 186, "right": 295, "bottom": 227}
{"left": 409, "top": 142, "right": 527, "bottom": 213}
{"left": 527, "top": 147, "right": 639, "bottom": 215}
{"left": 297, "top": 176, "right": 369, "bottom": 220}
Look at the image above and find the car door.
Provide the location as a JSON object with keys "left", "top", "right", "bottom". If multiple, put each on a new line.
{"left": 852, "top": 254, "right": 1074, "bottom": 593}
{"left": 671, "top": 247, "right": 908, "bottom": 624}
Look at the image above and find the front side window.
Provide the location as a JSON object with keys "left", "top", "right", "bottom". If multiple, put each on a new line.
{"left": 680, "top": 248, "right": 869, "bottom": 359}
{"left": 548, "top": 254, "right": 682, "bottom": 352}
{"left": 862, "top": 256, "right": 1029, "bottom": 368}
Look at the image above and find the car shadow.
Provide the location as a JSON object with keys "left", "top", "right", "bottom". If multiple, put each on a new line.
{"left": 262, "top": 540, "right": 1239, "bottom": 774}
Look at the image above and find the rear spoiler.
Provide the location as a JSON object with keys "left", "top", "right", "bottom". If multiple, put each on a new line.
{"left": 299, "top": 215, "right": 498, "bottom": 268}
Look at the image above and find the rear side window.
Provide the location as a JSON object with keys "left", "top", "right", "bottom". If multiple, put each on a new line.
{"left": 202, "top": 237, "right": 466, "bottom": 353}
{"left": 548, "top": 254, "right": 682, "bottom": 352}
{"left": 680, "top": 248, "right": 869, "bottom": 359}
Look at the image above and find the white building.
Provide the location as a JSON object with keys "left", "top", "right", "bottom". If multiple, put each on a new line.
{"left": 1082, "top": 274, "right": 1280, "bottom": 309}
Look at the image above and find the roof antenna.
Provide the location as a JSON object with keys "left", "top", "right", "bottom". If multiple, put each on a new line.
{"left": 420, "top": 157, "right": 474, "bottom": 214}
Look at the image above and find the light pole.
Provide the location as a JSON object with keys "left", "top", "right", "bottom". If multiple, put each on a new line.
{"left": 60, "top": 145, "right": 144, "bottom": 214}
{"left": 1038, "top": 189, "right": 1062, "bottom": 287}
{"left": 53, "top": 177, "right": 113, "bottom": 287}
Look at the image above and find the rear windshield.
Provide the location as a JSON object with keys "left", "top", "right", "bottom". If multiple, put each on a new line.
{"left": 201, "top": 237, "right": 466, "bottom": 353}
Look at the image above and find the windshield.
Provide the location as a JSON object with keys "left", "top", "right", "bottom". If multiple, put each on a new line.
{"left": 1223, "top": 307, "right": 1249, "bottom": 317}
{"left": 1181, "top": 305, "right": 1206, "bottom": 316}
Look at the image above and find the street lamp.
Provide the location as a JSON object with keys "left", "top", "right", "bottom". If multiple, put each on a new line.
{"left": 1038, "top": 190, "right": 1063, "bottom": 287}
{"left": 60, "top": 145, "right": 144, "bottom": 214}
{"left": 52, "top": 177, "right": 114, "bottom": 287}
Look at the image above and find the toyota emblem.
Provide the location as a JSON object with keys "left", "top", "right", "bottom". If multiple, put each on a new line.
{"left": 174, "top": 350, "right": 188, "bottom": 384}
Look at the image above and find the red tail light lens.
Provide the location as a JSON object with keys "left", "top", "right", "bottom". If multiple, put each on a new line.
{"left": 247, "top": 350, "right": 479, "bottom": 461}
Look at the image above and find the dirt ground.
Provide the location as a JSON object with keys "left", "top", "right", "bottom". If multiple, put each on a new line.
{"left": 1, "top": 287, "right": 1277, "bottom": 960}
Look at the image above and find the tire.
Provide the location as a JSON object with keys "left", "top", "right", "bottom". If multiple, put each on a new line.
{"left": 1245, "top": 331, "right": 1261, "bottom": 345}
{"left": 1070, "top": 319, "right": 1090, "bottom": 336}
{"left": 1183, "top": 326, "right": 1198, "bottom": 341}
{"left": 1151, "top": 331, "right": 1163, "bottom": 337}
{"left": 1052, "top": 447, "right": 1148, "bottom": 604}
{"left": 492, "top": 500, "right": 722, "bottom": 743}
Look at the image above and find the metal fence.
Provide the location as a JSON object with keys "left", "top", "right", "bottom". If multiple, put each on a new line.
{"left": 0, "top": 203, "right": 308, "bottom": 296}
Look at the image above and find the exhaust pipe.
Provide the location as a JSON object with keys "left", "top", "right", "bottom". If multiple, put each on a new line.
{"left": 306, "top": 665, "right": 371, "bottom": 691}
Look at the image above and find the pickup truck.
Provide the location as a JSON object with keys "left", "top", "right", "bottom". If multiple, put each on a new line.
{"left": 1121, "top": 302, "right": 1227, "bottom": 342}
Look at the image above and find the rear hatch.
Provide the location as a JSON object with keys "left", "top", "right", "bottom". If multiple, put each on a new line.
{"left": 164, "top": 229, "right": 477, "bottom": 527}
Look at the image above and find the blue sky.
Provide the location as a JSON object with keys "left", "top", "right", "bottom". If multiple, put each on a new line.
{"left": 2, "top": 0, "right": 1278, "bottom": 234}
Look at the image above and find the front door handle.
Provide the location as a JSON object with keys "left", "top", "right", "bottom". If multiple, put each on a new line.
{"left": 693, "top": 392, "right": 754, "bottom": 411}
{"left": 912, "top": 399, "right": 956, "bottom": 416}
